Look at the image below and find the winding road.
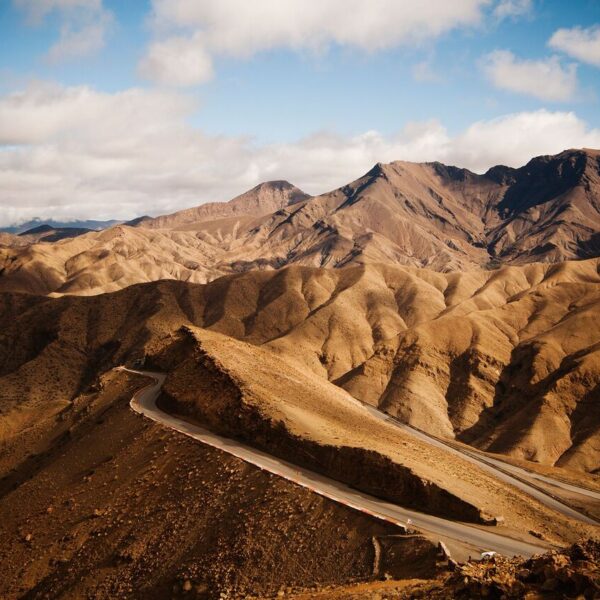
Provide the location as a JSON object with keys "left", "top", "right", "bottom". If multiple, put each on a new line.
{"left": 357, "top": 402, "right": 600, "bottom": 523}
{"left": 124, "top": 368, "right": 598, "bottom": 562}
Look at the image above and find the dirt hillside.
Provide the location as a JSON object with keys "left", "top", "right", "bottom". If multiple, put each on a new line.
{"left": 2, "top": 258, "right": 599, "bottom": 475}
{"left": 0, "top": 369, "right": 412, "bottom": 599}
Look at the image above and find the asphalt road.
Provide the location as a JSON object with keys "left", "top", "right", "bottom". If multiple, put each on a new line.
{"left": 459, "top": 449, "right": 600, "bottom": 502}
{"left": 355, "top": 402, "right": 599, "bottom": 525}
{"left": 124, "top": 368, "right": 551, "bottom": 561}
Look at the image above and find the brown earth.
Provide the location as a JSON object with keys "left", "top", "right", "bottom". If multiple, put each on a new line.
{"left": 1, "top": 258, "right": 599, "bottom": 478}
{"left": 284, "top": 539, "right": 600, "bottom": 599}
{"left": 0, "top": 368, "right": 427, "bottom": 599}
{"left": 1, "top": 148, "right": 600, "bottom": 296}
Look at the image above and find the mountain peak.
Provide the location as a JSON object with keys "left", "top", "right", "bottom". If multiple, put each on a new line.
{"left": 245, "top": 180, "right": 309, "bottom": 206}
{"left": 130, "top": 180, "right": 310, "bottom": 230}
{"left": 495, "top": 148, "right": 593, "bottom": 217}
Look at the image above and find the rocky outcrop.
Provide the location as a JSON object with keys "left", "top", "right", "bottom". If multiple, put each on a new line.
{"left": 446, "top": 540, "right": 600, "bottom": 599}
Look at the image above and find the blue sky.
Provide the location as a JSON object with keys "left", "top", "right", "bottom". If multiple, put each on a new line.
{"left": 0, "top": 0, "right": 599, "bottom": 224}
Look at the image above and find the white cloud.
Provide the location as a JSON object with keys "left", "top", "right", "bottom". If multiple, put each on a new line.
{"left": 448, "top": 110, "right": 600, "bottom": 170}
{"left": 549, "top": 25, "right": 600, "bottom": 68}
{"left": 140, "top": 0, "right": 491, "bottom": 86}
{"left": 493, "top": 0, "right": 532, "bottom": 19}
{"left": 2, "top": 84, "right": 600, "bottom": 226}
{"left": 13, "top": 0, "right": 112, "bottom": 62}
{"left": 0, "top": 83, "right": 193, "bottom": 145}
{"left": 482, "top": 50, "right": 578, "bottom": 101}
{"left": 138, "top": 33, "right": 214, "bottom": 86}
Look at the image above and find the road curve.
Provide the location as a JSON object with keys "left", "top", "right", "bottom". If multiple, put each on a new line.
{"left": 124, "top": 368, "right": 549, "bottom": 561}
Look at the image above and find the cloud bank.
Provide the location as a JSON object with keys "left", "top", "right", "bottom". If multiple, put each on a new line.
{"left": 139, "top": 0, "right": 491, "bottom": 86}
{"left": 1, "top": 83, "right": 599, "bottom": 227}
{"left": 482, "top": 50, "right": 578, "bottom": 101}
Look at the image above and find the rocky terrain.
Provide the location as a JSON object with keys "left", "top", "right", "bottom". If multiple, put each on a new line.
{"left": 2, "top": 258, "right": 599, "bottom": 477}
{"left": 283, "top": 540, "right": 600, "bottom": 599}
{"left": 1, "top": 148, "right": 600, "bottom": 598}
{"left": 1, "top": 149, "right": 600, "bottom": 296}
{"left": 0, "top": 369, "right": 416, "bottom": 599}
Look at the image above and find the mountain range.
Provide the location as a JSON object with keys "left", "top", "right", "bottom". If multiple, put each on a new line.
{"left": 1, "top": 148, "right": 600, "bottom": 296}
{"left": 1, "top": 148, "right": 600, "bottom": 598}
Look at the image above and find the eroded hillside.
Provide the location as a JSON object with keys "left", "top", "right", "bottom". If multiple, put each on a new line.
{"left": 2, "top": 258, "right": 599, "bottom": 479}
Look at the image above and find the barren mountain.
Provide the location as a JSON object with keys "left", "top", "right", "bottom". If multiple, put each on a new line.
{"left": 1, "top": 149, "right": 599, "bottom": 296}
{"left": 1, "top": 274, "right": 598, "bottom": 545}
{"left": 2, "top": 257, "right": 600, "bottom": 596}
{"left": 2, "top": 258, "right": 600, "bottom": 479}
{"left": 128, "top": 180, "right": 309, "bottom": 229}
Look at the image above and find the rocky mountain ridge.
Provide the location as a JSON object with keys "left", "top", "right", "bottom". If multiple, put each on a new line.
{"left": 1, "top": 149, "right": 600, "bottom": 296}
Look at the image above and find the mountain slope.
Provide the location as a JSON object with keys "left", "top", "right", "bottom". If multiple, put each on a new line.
{"left": 129, "top": 180, "right": 309, "bottom": 229}
{"left": 1, "top": 275, "right": 598, "bottom": 547}
{"left": 2, "top": 258, "right": 600, "bottom": 475}
{"left": 1, "top": 149, "right": 599, "bottom": 296}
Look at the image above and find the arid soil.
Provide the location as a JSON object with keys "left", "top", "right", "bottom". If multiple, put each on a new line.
{"left": 0, "top": 369, "right": 428, "bottom": 599}
{"left": 1, "top": 149, "right": 600, "bottom": 296}
{"left": 283, "top": 540, "right": 600, "bottom": 599}
{"left": 1, "top": 257, "right": 599, "bottom": 475}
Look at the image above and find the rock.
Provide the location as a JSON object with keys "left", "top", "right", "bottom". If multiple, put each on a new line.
{"left": 528, "top": 530, "right": 544, "bottom": 539}
{"left": 541, "top": 578, "right": 559, "bottom": 591}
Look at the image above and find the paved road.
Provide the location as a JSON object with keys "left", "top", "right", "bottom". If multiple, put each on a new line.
{"left": 355, "top": 402, "right": 599, "bottom": 525}
{"left": 124, "top": 368, "right": 550, "bottom": 561}
{"left": 459, "top": 449, "right": 600, "bottom": 502}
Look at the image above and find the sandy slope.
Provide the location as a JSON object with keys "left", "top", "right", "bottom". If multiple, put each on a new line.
{"left": 153, "top": 326, "right": 598, "bottom": 545}
{"left": 2, "top": 258, "right": 599, "bottom": 476}
{"left": 1, "top": 149, "right": 599, "bottom": 296}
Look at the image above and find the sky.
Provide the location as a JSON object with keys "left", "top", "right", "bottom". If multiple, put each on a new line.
{"left": 0, "top": 0, "right": 599, "bottom": 226}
